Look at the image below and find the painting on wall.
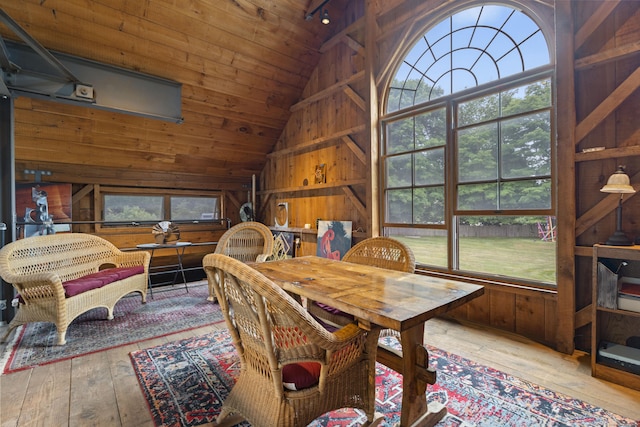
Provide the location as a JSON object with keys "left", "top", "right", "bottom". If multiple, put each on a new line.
{"left": 272, "top": 230, "right": 294, "bottom": 258}
{"left": 316, "top": 220, "right": 352, "bottom": 260}
{"left": 16, "top": 183, "right": 72, "bottom": 238}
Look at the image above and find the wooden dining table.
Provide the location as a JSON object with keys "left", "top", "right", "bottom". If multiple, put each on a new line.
{"left": 251, "top": 255, "right": 485, "bottom": 427}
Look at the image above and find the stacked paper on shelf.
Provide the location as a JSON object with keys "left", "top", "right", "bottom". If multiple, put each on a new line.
{"left": 618, "top": 278, "right": 640, "bottom": 313}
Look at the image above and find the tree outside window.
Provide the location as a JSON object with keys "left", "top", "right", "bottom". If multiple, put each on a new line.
{"left": 381, "top": 4, "right": 555, "bottom": 286}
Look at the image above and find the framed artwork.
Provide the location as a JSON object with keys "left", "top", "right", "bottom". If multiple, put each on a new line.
{"left": 316, "top": 220, "right": 352, "bottom": 260}
{"left": 314, "top": 164, "right": 326, "bottom": 184}
{"left": 16, "top": 183, "right": 72, "bottom": 238}
{"left": 274, "top": 202, "right": 288, "bottom": 229}
{"left": 272, "top": 230, "right": 294, "bottom": 258}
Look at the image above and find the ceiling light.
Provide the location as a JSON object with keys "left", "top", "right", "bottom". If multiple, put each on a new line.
{"left": 321, "top": 10, "right": 330, "bottom": 25}
{"left": 305, "top": 0, "right": 331, "bottom": 24}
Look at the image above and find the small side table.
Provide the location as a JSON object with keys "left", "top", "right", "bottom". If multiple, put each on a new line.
{"left": 136, "top": 241, "right": 192, "bottom": 295}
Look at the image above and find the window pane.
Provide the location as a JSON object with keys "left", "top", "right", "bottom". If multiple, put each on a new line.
{"left": 415, "top": 149, "right": 445, "bottom": 186}
{"left": 499, "top": 179, "right": 551, "bottom": 210}
{"left": 414, "top": 186, "right": 445, "bottom": 224}
{"left": 501, "top": 112, "right": 551, "bottom": 178}
{"left": 458, "top": 93, "right": 499, "bottom": 127}
{"left": 415, "top": 108, "right": 447, "bottom": 149}
{"left": 171, "top": 196, "right": 220, "bottom": 221}
{"left": 385, "top": 4, "right": 550, "bottom": 110}
{"left": 458, "top": 183, "right": 498, "bottom": 210}
{"left": 386, "top": 154, "right": 413, "bottom": 188}
{"left": 457, "top": 123, "right": 498, "bottom": 182}
{"left": 386, "top": 189, "right": 413, "bottom": 223}
{"left": 104, "top": 195, "right": 163, "bottom": 222}
{"left": 456, "top": 215, "right": 556, "bottom": 284}
{"left": 501, "top": 80, "right": 551, "bottom": 116}
{"left": 387, "top": 118, "right": 415, "bottom": 154}
{"left": 388, "top": 230, "right": 448, "bottom": 268}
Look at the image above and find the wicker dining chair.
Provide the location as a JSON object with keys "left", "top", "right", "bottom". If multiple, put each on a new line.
{"left": 202, "top": 254, "right": 382, "bottom": 427}
{"left": 308, "top": 236, "right": 416, "bottom": 339}
{"left": 207, "top": 221, "right": 275, "bottom": 301}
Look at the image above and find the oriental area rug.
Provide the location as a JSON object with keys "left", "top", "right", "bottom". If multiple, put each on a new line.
{"left": 1, "top": 282, "right": 223, "bottom": 374}
{"left": 130, "top": 330, "right": 637, "bottom": 427}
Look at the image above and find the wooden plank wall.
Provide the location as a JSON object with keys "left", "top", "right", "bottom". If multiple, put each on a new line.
{"left": 259, "top": 1, "right": 370, "bottom": 257}
{"left": 572, "top": 0, "right": 640, "bottom": 350}
{"left": 2, "top": 0, "right": 638, "bottom": 352}
{"left": 258, "top": 0, "right": 561, "bottom": 348}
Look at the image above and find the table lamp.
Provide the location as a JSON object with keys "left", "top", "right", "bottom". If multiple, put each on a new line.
{"left": 600, "top": 166, "right": 636, "bottom": 246}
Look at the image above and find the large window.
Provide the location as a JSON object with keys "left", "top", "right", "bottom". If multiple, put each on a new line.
{"left": 381, "top": 4, "right": 555, "bottom": 286}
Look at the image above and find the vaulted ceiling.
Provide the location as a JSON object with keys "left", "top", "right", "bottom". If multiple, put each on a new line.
{"left": 0, "top": 0, "right": 345, "bottom": 190}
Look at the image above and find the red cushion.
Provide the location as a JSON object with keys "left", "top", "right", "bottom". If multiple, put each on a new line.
{"left": 282, "top": 361, "right": 321, "bottom": 391}
{"left": 314, "top": 302, "right": 354, "bottom": 320}
{"left": 62, "top": 266, "right": 144, "bottom": 297}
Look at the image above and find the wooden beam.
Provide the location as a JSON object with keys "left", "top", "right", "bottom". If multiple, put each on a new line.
{"left": 290, "top": 70, "right": 365, "bottom": 112}
{"left": 575, "top": 142, "right": 640, "bottom": 163}
{"left": 575, "top": 304, "right": 592, "bottom": 329}
{"left": 343, "top": 35, "right": 364, "bottom": 56}
{"left": 554, "top": 0, "right": 577, "bottom": 355}
{"left": 575, "top": 67, "right": 640, "bottom": 144}
{"left": 575, "top": 178, "right": 640, "bottom": 237}
{"left": 72, "top": 184, "right": 94, "bottom": 204}
{"left": 574, "top": 0, "right": 620, "bottom": 50}
{"left": 257, "top": 193, "right": 272, "bottom": 222}
{"left": 575, "top": 40, "right": 640, "bottom": 71}
{"left": 267, "top": 124, "right": 366, "bottom": 158}
{"left": 343, "top": 85, "right": 366, "bottom": 111}
{"left": 319, "top": 17, "right": 365, "bottom": 54}
{"left": 342, "top": 135, "right": 366, "bottom": 165}
{"left": 342, "top": 185, "right": 367, "bottom": 219}
{"left": 225, "top": 192, "right": 242, "bottom": 214}
{"left": 258, "top": 178, "right": 366, "bottom": 196}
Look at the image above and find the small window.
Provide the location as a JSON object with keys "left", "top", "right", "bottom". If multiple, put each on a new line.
{"left": 102, "top": 191, "right": 222, "bottom": 225}
{"left": 170, "top": 196, "right": 220, "bottom": 221}
{"left": 104, "top": 195, "right": 163, "bottom": 222}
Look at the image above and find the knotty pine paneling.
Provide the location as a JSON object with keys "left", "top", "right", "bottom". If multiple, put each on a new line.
{"left": 1, "top": 0, "right": 343, "bottom": 194}
{"left": 261, "top": 0, "right": 566, "bottom": 351}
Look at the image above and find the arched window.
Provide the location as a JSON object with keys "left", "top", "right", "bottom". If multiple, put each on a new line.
{"left": 381, "top": 4, "right": 555, "bottom": 287}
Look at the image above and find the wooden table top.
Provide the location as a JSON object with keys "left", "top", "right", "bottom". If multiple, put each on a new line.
{"left": 251, "top": 256, "right": 484, "bottom": 332}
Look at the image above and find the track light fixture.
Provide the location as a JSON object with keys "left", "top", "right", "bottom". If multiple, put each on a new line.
{"left": 305, "top": 0, "right": 331, "bottom": 24}
{"left": 321, "top": 10, "right": 330, "bottom": 25}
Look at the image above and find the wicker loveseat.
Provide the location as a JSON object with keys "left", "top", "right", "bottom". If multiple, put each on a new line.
{"left": 0, "top": 233, "right": 150, "bottom": 345}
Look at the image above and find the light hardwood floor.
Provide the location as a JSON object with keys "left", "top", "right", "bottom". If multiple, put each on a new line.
{"left": 1, "top": 302, "right": 639, "bottom": 426}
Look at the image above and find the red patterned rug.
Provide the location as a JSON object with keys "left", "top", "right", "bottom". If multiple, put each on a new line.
{"left": 130, "top": 329, "right": 637, "bottom": 427}
{"left": 1, "top": 282, "right": 223, "bottom": 374}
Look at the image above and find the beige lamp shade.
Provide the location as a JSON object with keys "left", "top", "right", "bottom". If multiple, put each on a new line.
{"left": 600, "top": 166, "right": 636, "bottom": 194}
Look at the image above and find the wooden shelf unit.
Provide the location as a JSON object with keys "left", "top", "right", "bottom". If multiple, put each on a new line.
{"left": 591, "top": 244, "right": 640, "bottom": 391}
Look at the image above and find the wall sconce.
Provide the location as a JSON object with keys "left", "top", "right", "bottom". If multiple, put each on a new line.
{"left": 600, "top": 166, "right": 636, "bottom": 246}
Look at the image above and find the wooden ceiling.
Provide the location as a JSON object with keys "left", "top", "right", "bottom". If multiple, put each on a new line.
{"left": 0, "top": 0, "right": 344, "bottom": 190}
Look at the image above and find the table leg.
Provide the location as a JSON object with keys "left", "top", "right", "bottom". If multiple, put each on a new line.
{"left": 147, "top": 248, "right": 156, "bottom": 297}
{"left": 399, "top": 323, "right": 447, "bottom": 427}
{"left": 173, "top": 246, "right": 189, "bottom": 292}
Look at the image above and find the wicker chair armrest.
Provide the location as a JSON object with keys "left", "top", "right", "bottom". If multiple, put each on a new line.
{"left": 296, "top": 312, "right": 377, "bottom": 353}
{"left": 3, "top": 271, "right": 66, "bottom": 302}
{"left": 0, "top": 270, "right": 61, "bottom": 288}
{"left": 110, "top": 250, "right": 151, "bottom": 269}
{"left": 255, "top": 254, "right": 270, "bottom": 263}
{"left": 327, "top": 322, "right": 366, "bottom": 343}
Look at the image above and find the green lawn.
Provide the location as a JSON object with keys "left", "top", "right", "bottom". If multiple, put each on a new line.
{"left": 394, "top": 236, "right": 557, "bottom": 284}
